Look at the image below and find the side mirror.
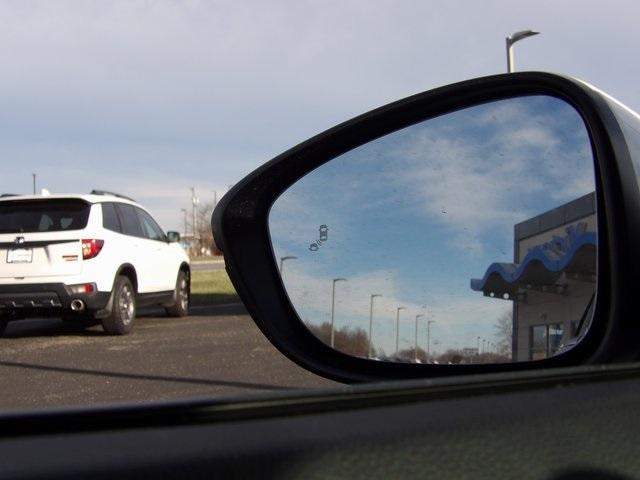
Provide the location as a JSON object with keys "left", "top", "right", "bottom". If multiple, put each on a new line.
{"left": 166, "top": 231, "right": 181, "bottom": 243}
{"left": 213, "top": 72, "right": 640, "bottom": 382}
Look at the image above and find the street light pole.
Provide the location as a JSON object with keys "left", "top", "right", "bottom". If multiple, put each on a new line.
{"left": 330, "top": 278, "right": 347, "bottom": 348}
{"left": 32, "top": 174, "right": 36, "bottom": 195}
{"left": 395, "top": 307, "right": 407, "bottom": 356}
{"left": 414, "top": 314, "right": 425, "bottom": 362}
{"left": 279, "top": 256, "right": 297, "bottom": 280}
{"left": 427, "top": 320, "right": 436, "bottom": 362}
{"left": 506, "top": 29, "right": 540, "bottom": 73}
{"left": 190, "top": 187, "right": 199, "bottom": 254}
{"left": 368, "top": 294, "right": 382, "bottom": 358}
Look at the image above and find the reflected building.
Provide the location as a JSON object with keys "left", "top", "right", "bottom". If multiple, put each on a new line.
{"left": 471, "top": 193, "right": 597, "bottom": 361}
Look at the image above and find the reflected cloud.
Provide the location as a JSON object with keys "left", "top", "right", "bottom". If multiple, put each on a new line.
{"left": 281, "top": 263, "right": 510, "bottom": 355}
{"left": 270, "top": 95, "right": 596, "bottom": 361}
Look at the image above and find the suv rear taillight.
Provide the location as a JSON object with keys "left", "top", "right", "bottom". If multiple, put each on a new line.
{"left": 82, "top": 239, "right": 104, "bottom": 260}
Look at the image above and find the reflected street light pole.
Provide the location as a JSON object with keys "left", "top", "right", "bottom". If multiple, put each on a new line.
{"left": 395, "top": 307, "right": 407, "bottom": 356}
{"left": 482, "top": 339, "right": 486, "bottom": 354}
{"left": 368, "top": 294, "right": 382, "bottom": 358}
{"left": 427, "top": 320, "right": 436, "bottom": 361}
{"left": 330, "top": 278, "right": 347, "bottom": 348}
{"left": 477, "top": 336, "right": 481, "bottom": 356}
{"left": 506, "top": 29, "right": 540, "bottom": 73}
{"left": 279, "top": 256, "right": 297, "bottom": 280}
{"left": 414, "top": 314, "right": 425, "bottom": 362}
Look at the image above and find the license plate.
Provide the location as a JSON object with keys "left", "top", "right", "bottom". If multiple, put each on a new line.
{"left": 7, "top": 248, "right": 33, "bottom": 264}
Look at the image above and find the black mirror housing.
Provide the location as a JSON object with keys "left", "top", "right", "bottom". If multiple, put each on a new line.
{"left": 213, "top": 72, "right": 640, "bottom": 382}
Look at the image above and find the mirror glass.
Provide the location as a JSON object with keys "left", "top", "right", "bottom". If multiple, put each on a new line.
{"left": 269, "top": 95, "right": 597, "bottom": 364}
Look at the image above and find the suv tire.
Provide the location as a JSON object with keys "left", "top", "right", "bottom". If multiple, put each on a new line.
{"left": 101, "top": 276, "right": 136, "bottom": 335}
{"left": 165, "top": 270, "right": 189, "bottom": 317}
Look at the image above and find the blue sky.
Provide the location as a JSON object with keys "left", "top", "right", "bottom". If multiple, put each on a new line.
{"left": 270, "top": 96, "right": 595, "bottom": 355}
{"left": 0, "top": 1, "right": 639, "bottom": 232}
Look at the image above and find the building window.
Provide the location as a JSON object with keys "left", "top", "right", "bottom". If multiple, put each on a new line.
{"left": 530, "top": 323, "right": 563, "bottom": 360}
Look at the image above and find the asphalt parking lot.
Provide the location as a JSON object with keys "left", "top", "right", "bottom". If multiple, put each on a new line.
{"left": 0, "top": 303, "right": 336, "bottom": 410}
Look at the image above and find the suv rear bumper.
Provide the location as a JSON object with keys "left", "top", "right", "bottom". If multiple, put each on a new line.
{"left": 0, "top": 283, "right": 110, "bottom": 318}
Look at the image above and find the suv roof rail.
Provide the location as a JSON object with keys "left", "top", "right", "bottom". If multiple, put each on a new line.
{"left": 90, "top": 190, "right": 136, "bottom": 202}
{"left": 0, "top": 194, "right": 19, "bottom": 198}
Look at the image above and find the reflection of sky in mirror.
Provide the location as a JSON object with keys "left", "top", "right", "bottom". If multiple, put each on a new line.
{"left": 269, "top": 96, "right": 594, "bottom": 358}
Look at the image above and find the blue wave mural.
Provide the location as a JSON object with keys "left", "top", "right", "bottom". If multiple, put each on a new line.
{"left": 470, "top": 230, "right": 597, "bottom": 295}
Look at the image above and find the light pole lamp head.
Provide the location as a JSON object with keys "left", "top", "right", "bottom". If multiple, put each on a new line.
{"left": 507, "top": 29, "right": 540, "bottom": 47}
{"left": 279, "top": 255, "right": 298, "bottom": 274}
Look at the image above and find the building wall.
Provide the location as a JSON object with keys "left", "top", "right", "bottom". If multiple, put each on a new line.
{"left": 512, "top": 192, "right": 596, "bottom": 361}
{"left": 515, "top": 251, "right": 595, "bottom": 361}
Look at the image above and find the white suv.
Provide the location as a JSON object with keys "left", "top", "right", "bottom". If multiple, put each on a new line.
{"left": 0, "top": 191, "right": 190, "bottom": 335}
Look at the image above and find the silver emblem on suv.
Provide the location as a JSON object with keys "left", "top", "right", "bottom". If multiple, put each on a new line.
{"left": 15, "top": 236, "right": 25, "bottom": 245}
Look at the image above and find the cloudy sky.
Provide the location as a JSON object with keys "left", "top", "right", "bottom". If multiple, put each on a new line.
{"left": 270, "top": 96, "right": 594, "bottom": 355}
{"left": 0, "top": 0, "right": 638, "bottom": 230}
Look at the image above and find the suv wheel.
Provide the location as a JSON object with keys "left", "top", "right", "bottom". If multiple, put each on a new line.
{"left": 101, "top": 276, "right": 136, "bottom": 335}
{"left": 165, "top": 271, "right": 189, "bottom": 317}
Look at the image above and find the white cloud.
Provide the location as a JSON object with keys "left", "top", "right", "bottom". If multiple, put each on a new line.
{"left": 280, "top": 264, "right": 510, "bottom": 354}
{"left": 385, "top": 97, "right": 595, "bottom": 256}
{"left": 0, "top": 0, "right": 637, "bottom": 232}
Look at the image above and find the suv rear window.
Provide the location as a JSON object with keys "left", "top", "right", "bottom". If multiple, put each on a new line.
{"left": 102, "top": 202, "right": 122, "bottom": 233}
{"left": 0, "top": 199, "right": 90, "bottom": 233}
{"left": 115, "top": 203, "right": 144, "bottom": 237}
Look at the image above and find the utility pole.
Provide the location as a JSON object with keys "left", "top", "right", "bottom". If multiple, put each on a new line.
{"left": 32, "top": 174, "right": 36, "bottom": 194}
{"left": 180, "top": 208, "right": 188, "bottom": 237}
